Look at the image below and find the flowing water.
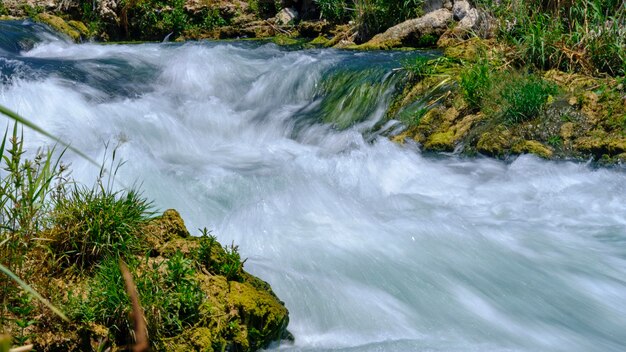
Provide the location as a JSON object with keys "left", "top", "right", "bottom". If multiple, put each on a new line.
{"left": 2, "top": 20, "right": 626, "bottom": 352}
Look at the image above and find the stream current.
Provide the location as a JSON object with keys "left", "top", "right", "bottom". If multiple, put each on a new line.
{"left": 1, "top": 20, "right": 626, "bottom": 352}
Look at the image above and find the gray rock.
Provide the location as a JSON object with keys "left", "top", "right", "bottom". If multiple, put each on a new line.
{"left": 423, "top": 0, "right": 445, "bottom": 13}
{"left": 458, "top": 7, "right": 480, "bottom": 29}
{"left": 365, "top": 8, "right": 453, "bottom": 48}
{"left": 275, "top": 7, "right": 298, "bottom": 25}
{"left": 97, "top": 0, "right": 119, "bottom": 24}
{"left": 453, "top": 0, "right": 471, "bottom": 21}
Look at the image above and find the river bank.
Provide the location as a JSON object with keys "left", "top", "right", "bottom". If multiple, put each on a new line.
{"left": 2, "top": 0, "right": 623, "bottom": 163}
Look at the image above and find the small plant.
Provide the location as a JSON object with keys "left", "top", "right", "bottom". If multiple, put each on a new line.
{"left": 459, "top": 60, "right": 492, "bottom": 111}
{"left": 196, "top": 227, "right": 216, "bottom": 270}
{"left": 163, "top": 251, "right": 203, "bottom": 331}
{"left": 548, "top": 135, "right": 563, "bottom": 147}
{"left": 74, "top": 258, "right": 132, "bottom": 341}
{"left": 220, "top": 242, "right": 247, "bottom": 282}
{"left": 8, "top": 293, "right": 36, "bottom": 346}
{"left": 403, "top": 56, "right": 434, "bottom": 80}
{"left": 500, "top": 75, "right": 557, "bottom": 124}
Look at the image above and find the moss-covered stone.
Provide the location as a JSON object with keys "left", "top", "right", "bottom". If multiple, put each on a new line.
{"left": 425, "top": 130, "right": 455, "bottom": 151}
{"left": 512, "top": 140, "right": 553, "bottom": 159}
{"left": 476, "top": 127, "right": 512, "bottom": 157}
{"left": 35, "top": 13, "right": 82, "bottom": 42}
{"left": 26, "top": 208, "right": 289, "bottom": 352}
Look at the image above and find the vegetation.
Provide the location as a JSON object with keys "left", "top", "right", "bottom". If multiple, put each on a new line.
{"left": 500, "top": 74, "right": 558, "bottom": 124}
{"left": 477, "top": 0, "right": 626, "bottom": 76}
{"left": 0, "top": 118, "right": 289, "bottom": 350}
{"left": 459, "top": 60, "right": 492, "bottom": 112}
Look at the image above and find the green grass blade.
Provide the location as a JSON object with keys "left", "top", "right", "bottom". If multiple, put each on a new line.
{"left": 0, "top": 263, "right": 69, "bottom": 322}
{"left": 0, "top": 104, "right": 98, "bottom": 167}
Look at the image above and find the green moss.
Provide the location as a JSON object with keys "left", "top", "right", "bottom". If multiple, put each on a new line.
{"left": 476, "top": 127, "right": 512, "bottom": 157}
{"left": 67, "top": 20, "right": 90, "bottom": 36}
{"left": 35, "top": 13, "right": 82, "bottom": 42}
{"left": 309, "top": 35, "right": 330, "bottom": 46}
{"left": 512, "top": 140, "right": 553, "bottom": 158}
{"left": 271, "top": 35, "right": 303, "bottom": 46}
{"left": 425, "top": 131, "right": 455, "bottom": 151}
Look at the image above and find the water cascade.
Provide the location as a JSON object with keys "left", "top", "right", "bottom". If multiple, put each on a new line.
{"left": 1, "top": 20, "right": 626, "bottom": 352}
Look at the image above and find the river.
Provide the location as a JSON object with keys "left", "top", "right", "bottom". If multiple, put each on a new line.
{"left": 1, "top": 20, "right": 626, "bottom": 352}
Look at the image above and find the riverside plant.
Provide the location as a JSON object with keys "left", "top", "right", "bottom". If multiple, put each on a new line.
{"left": 500, "top": 74, "right": 558, "bottom": 124}
{"left": 459, "top": 60, "right": 492, "bottom": 112}
{"left": 476, "top": 0, "right": 626, "bottom": 76}
{"left": 0, "top": 127, "right": 211, "bottom": 349}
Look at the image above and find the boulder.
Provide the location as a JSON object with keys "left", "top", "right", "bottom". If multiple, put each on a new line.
{"left": 453, "top": 0, "right": 471, "bottom": 21}
{"left": 275, "top": 7, "right": 298, "bottom": 25}
{"left": 458, "top": 7, "right": 480, "bottom": 29}
{"left": 361, "top": 8, "right": 453, "bottom": 49}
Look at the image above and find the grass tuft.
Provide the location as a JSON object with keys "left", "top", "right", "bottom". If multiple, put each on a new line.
{"left": 500, "top": 74, "right": 558, "bottom": 124}
{"left": 50, "top": 186, "right": 152, "bottom": 269}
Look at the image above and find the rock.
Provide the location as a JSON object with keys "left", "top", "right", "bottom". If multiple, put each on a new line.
{"left": 453, "top": 0, "right": 471, "bottom": 21}
{"left": 35, "top": 13, "right": 82, "bottom": 42}
{"left": 424, "top": 0, "right": 446, "bottom": 12}
{"left": 275, "top": 7, "right": 298, "bottom": 25}
{"left": 298, "top": 20, "right": 330, "bottom": 38}
{"left": 97, "top": 0, "right": 119, "bottom": 24}
{"left": 143, "top": 209, "right": 191, "bottom": 252}
{"left": 512, "top": 140, "right": 554, "bottom": 159}
{"left": 458, "top": 7, "right": 480, "bottom": 29}
{"left": 362, "top": 8, "right": 453, "bottom": 49}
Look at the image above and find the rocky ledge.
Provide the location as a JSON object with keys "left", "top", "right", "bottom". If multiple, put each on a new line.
{"left": 20, "top": 209, "right": 290, "bottom": 351}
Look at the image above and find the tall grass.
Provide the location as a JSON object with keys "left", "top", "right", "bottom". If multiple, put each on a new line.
{"left": 459, "top": 60, "right": 492, "bottom": 111}
{"left": 477, "top": 0, "right": 626, "bottom": 76}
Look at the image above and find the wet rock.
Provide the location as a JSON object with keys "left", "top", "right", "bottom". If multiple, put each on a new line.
{"left": 512, "top": 140, "right": 553, "bottom": 159}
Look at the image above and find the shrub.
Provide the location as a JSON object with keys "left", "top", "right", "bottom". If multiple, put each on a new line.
{"left": 316, "top": 0, "right": 351, "bottom": 22}
{"left": 127, "top": 0, "right": 190, "bottom": 39}
{"left": 459, "top": 60, "right": 492, "bottom": 111}
{"left": 500, "top": 74, "right": 557, "bottom": 124}
{"left": 51, "top": 185, "right": 152, "bottom": 269}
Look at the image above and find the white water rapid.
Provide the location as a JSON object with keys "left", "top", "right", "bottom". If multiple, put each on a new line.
{"left": 2, "top": 21, "right": 626, "bottom": 352}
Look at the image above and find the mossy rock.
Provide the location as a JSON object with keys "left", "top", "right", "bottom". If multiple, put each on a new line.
{"left": 35, "top": 13, "right": 82, "bottom": 42}
{"left": 425, "top": 130, "right": 455, "bottom": 151}
{"left": 143, "top": 208, "right": 190, "bottom": 251}
{"left": 512, "top": 140, "right": 554, "bottom": 159}
{"left": 574, "top": 134, "right": 626, "bottom": 158}
{"left": 476, "top": 127, "right": 512, "bottom": 157}
{"left": 67, "top": 20, "right": 90, "bottom": 36}
{"left": 32, "top": 209, "right": 289, "bottom": 352}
